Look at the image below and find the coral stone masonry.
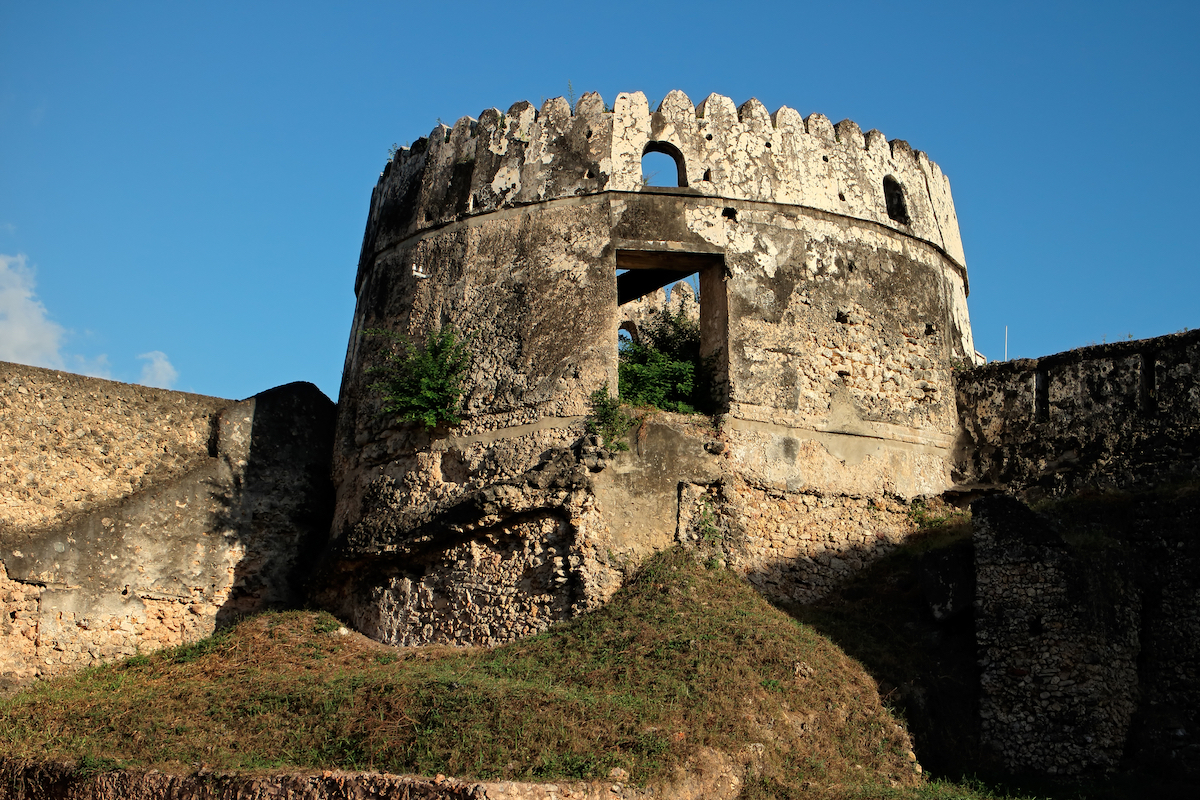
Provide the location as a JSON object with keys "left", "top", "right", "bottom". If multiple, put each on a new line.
{"left": 324, "top": 89, "right": 979, "bottom": 647}
{"left": 0, "top": 363, "right": 335, "bottom": 688}
{"left": 2, "top": 90, "right": 1199, "bottom": 785}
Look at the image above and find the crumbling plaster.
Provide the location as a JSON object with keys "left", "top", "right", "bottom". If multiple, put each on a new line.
{"left": 328, "top": 90, "right": 980, "bottom": 650}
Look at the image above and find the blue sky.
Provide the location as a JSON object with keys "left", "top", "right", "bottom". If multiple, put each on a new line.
{"left": 1, "top": 1, "right": 1197, "bottom": 401}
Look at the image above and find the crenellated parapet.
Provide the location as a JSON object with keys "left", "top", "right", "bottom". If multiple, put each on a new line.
{"left": 358, "top": 90, "right": 965, "bottom": 291}
{"left": 332, "top": 88, "right": 982, "bottom": 654}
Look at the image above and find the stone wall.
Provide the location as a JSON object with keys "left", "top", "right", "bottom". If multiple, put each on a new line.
{"left": 972, "top": 488, "right": 1200, "bottom": 779}
{"left": 331, "top": 92, "right": 978, "bottom": 650}
{"left": 972, "top": 496, "right": 1140, "bottom": 775}
{"left": 1, "top": 361, "right": 228, "bottom": 533}
{"left": 710, "top": 480, "right": 916, "bottom": 605}
{"left": 0, "top": 363, "right": 336, "bottom": 688}
{"left": 959, "top": 331, "right": 1200, "bottom": 778}
{"left": 955, "top": 329, "right": 1200, "bottom": 498}
{"left": 318, "top": 409, "right": 931, "bottom": 648}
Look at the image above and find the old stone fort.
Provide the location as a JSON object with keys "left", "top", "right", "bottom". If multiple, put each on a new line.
{"left": 2, "top": 90, "right": 1198, "bottom": 780}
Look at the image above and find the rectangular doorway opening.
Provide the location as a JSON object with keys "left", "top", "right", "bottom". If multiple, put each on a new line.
{"left": 615, "top": 250, "right": 728, "bottom": 414}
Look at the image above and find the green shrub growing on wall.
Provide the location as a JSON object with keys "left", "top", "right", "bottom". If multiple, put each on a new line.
{"left": 619, "top": 309, "right": 716, "bottom": 414}
{"left": 365, "top": 325, "right": 469, "bottom": 428}
{"left": 586, "top": 384, "right": 635, "bottom": 451}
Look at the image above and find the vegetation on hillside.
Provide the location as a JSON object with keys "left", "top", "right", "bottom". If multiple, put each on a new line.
{"left": 0, "top": 548, "right": 938, "bottom": 797}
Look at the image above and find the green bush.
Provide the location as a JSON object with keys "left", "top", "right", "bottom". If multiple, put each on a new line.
{"left": 365, "top": 325, "right": 470, "bottom": 429}
{"left": 586, "top": 384, "right": 635, "bottom": 451}
{"left": 618, "top": 309, "right": 716, "bottom": 414}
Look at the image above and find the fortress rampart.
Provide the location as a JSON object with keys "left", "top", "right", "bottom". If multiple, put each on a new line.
{"left": 955, "top": 329, "right": 1200, "bottom": 496}
{"left": 360, "top": 91, "right": 966, "bottom": 281}
{"left": 0, "top": 363, "right": 335, "bottom": 687}
{"left": 326, "top": 90, "right": 979, "bottom": 648}
{"left": 3, "top": 89, "right": 1198, "bottom": 785}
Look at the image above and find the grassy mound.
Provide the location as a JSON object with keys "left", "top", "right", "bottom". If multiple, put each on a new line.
{"left": 1, "top": 550, "right": 910, "bottom": 793}
{"left": 0, "top": 548, "right": 1016, "bottom": 797}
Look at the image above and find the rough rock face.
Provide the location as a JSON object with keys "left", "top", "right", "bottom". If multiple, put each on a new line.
{"left": 972, "top": 490, "right": 1200, "bottom": 778}
{"left": 973, "top": 495, "right": 1140, "bottom": 775}
{"left": 0, "top": 752, "right": 748, "bottom": 800}
{"left": 955, "top": 330, "right": 1200, "bottom": 498}
{"left": 328, "top": 90, "right": 978, "bottom": 648}
{"left": 0, "top": 364, "right": 336, "bottom": 688}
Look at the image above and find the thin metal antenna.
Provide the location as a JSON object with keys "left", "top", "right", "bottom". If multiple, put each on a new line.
{"left": 1005, "top": 326, "right": 1008, "bottom": 361}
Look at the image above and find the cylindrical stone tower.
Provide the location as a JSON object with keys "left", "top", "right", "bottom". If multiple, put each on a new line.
{"left": 319, "top": 90, "right": 979, "bottom": 647}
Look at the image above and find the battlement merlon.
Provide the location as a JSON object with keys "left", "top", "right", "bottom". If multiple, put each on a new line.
{"left": 358, "top": 90, "right": 967, "bottom": 291}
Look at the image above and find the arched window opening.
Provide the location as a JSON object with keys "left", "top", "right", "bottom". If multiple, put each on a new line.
{"left": 883, "top": 176, "right": 910, "bottom": 224}
{"left": 641, "top": 141, "right": 687, "bottom": 187}
{"left": 618, "top": 321, "right": 639, "bottom": 348}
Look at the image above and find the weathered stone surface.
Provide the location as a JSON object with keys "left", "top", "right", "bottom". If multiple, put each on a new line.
{"left": 329, "top": 91, "right": 979, "bottom": 649}
{"left": 0, "top": 361, "right": 228, "bottom": 533}
{"left": 361, "top": 91, "right": 968, "bottom": 275}
{"left": 954, "top": 330, "right": 1200, "bottom": 777}
{"left": 973, "top": 495, "right": 1141, "bottom": 775}
{"left": 972, "top": 490, "right": 1200, "bottom": 778}
{"left": 703, "top": 479, "right": 917, "bottom": 605}
{"left": 954, "top": 330, "right": 1200, "bottom": 498}
{"left": 0, "top": 365, "right": 336, "bottom": 688}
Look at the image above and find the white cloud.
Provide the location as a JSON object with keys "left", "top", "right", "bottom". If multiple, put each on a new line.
{"left": 2, "top": 252, "right": 149, "bottom": 385}
{"left": 137, "top": 351, "right": 178, "bottom": 389}
{"left": 0, "top": 252, "right": 66, "bottom": 369}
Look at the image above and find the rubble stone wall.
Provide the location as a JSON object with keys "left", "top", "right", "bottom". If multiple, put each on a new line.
{"left": 955, "top": 329, "right": 1200, "bottom": 497}
{"left": 329, "top": 91, "right": 978, "bottom": 649}
{"left": 1, "top": 361, "right": 228, "bottom": 533}
{"left": 972, "top": 496, "right": 1141, "bottom": 775}
{"left": 0, "top": 364, "right": 336, "bottom": 688}
{"left": 710, "top": 480, "right": 916, "bottom": 605}
{"left": 972, "top": 491, "right": 1200, "bottom": 778}
{"left": 960, "top": 332, "right": 1200, "bottom": 778}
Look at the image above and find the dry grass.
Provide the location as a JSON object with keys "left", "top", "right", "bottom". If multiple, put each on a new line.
{"left": 0, "top": 548, "right": 933, "bottom": 796}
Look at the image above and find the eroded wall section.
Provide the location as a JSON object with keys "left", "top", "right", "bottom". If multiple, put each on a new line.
{"left": 0, "top": 363, "right": 335, "bottom": 688}
{"left": 955, "top": 330, "right": 1200, "bottom": 497}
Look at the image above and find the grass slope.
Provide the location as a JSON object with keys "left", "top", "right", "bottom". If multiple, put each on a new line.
{"left": 1, "top": 548, "right": 1020, "bottom": 799}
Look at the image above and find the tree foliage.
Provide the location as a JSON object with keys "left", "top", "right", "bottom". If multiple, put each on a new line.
{"left": 365, "top": 325, "right": 470, "bottom": 429}
{"left": 618, "top": 310, "right": 716, "bottom": 414}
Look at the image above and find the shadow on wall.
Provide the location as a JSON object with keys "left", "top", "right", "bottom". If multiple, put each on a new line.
{"left": 0, "top": 372, "right": 336, "bottom": 687}
{"left": 971, "top": 490, "right": 1200, "bottom": 782}
{"left": 678, "top": 486, "right": 983, "bottom": 779}
{"left": 775, "top": 484, "right": 1200, "bottom": 788}
{"left": 209, "top": 383, "right": 338, "bottom": 627}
